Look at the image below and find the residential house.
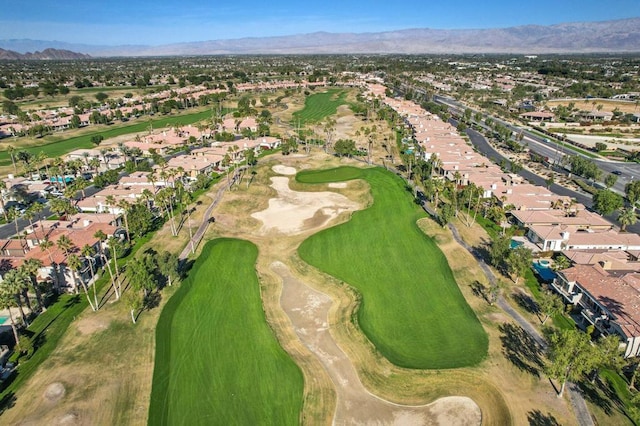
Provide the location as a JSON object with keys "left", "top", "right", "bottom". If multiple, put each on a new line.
{"left": 553, "top": 263, "right": 640, "bottom": 357}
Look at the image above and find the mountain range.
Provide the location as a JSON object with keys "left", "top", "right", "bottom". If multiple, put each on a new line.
{"left": 1, "top": 18, "right": 640, "bottom": 57}
{"left": 0, "top": 48, "right": 90, "bottom": 60}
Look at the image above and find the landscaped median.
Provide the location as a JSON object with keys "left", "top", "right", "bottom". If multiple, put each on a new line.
{"left": 148, "top": 238, "right": 303, "bottom": 425}
{"left": 297, "top": 166, "right": 488, "bottom": 369}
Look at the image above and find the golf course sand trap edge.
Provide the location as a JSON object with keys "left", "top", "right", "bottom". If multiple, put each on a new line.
{"left": 272, "top": 261, "right": 482, "bottom": 426}
{"left": 251, "top": 175, "right": 359, "bottom": 235}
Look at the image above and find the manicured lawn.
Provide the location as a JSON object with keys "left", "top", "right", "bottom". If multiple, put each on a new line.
{"left": 0, "top": 108, "right": 220, "bottom": 166}
{"left": 291, "top": 89, "right": 349, "bottom": 125}
{"left": 297, "top": 167, "right": 488, "bottom": 369}
{"left": 148, "top": 238, "right": 303, "bottom": 425}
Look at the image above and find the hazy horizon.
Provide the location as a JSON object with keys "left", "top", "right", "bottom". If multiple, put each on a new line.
{"left": 2, "top": 0, "right": 640, "bottom": 46}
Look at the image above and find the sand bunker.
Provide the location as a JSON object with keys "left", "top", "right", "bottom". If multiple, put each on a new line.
{"left": 272, "top": 165, "right": 297, "bottom": 175}
{"left": 274, "top": 262, "right": 482, "bottom": 425}
{"left": 251, "top": 177, "right": 359, "bottom": 235}
{"left": 328, "top": 182, "right": 348, "bottom": 189}
{"left": 44, "top": 382, "right": 66, "bottom": 404}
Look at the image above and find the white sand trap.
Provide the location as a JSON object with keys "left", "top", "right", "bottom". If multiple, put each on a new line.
{"left": 272, "top": 165, "right": 297, "bottom": 175}
{"left": 252, "top": 177, "right": 359, "bottom": 235}
{"left": 43, "top": 382, "right": 65, "bottom": 404}
{"left": 328, "top": 182, "right": 348, "bottom": 189}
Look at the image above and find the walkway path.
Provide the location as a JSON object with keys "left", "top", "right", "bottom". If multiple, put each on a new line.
{"left": 178, "top": 168, "right": 244, "bottom": 260}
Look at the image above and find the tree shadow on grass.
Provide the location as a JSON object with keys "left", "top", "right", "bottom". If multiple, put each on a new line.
{"left": 577, "top": 377, "right": 616, "bottom": 416}
{"left": 499, "top": 322, "right": 545, "bottom": 377}
{"left": 0, "top": 391, "right": 16, "bottom": 415}
{"left": 527, "top": 409, "right": 560, "bottom": 426}
{"left": 512, "top": 292, "right": 540, "bottom": 316}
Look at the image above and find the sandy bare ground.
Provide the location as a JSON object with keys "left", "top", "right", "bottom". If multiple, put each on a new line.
{"left": 248, "top": 164, "right": 481, "bottom": 425}
{"left": 273, "top": 261, "right": 481, "bottom": 426}
{"left": 251, "top": 167, "right": 360, "bottom": 235}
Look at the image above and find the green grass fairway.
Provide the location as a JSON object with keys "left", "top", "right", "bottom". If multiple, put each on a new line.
{"left": 291, "top": 89, "right": 348, "bottom": 125}
{"left": 297, "top": 167, "right": 488, "bottom": 369}
{"left": 148, "top": 239, "right": 303, "bottom": 425}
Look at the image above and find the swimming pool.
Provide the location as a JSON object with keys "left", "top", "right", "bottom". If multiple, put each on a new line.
{"left": 0, "top": 316, "right": 8, "bottom": 325}
{"left": 532, "top": 260, "right": 556, "bottom": 282}
{"left": 510, "top": 239, "right": 524, "bottom": 249}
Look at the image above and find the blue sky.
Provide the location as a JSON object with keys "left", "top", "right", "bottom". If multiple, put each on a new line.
{"left": 1, "top": 0, "right": 639, "bottom": 45}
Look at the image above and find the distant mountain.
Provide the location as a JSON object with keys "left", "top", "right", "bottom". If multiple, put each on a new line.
{"left": 1, "top": 17, "right": 640, "bottom": 57}
{"left": 0, "top": 48, "right": 90, "bottom": 60}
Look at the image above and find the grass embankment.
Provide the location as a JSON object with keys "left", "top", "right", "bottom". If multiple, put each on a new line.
{"left": 0, "top": 108, "right": 219, "bottom": 166}
{"left": 148, "top": 238, "right": 303, "bottom": 425}
{"left": 291, "top": 89, "right": 349, "bottom": 125}
{"left": 297, "top": 166, "right": 488, "bottom": 369}
{"left": 0, "top": 293, "right": 84, "bottom": 409}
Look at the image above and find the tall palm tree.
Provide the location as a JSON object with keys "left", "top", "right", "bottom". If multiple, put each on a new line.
{"left": 117, "top": 199, "right": 131, "bottom": 242}
{"left": 20, "top": 258, "right": 45, "bottom": 312}
{"left": 2, "top": 269, "right": 30, "bottom": 327}
{"left": 94, "top": 230, "right": 119, "bottom": 300}
{"left": 0, "top": 281, "right": 21, "bottom": 346}
{"left": 39, "top": 236, "right": 60, "bottom": 292}
{"left": 105, "top": 194, "right": 117, "bottom": 220}
{"left": 182, "top": 192, "right": 195, "bottom": 254}
{"left": 81, "top": 244, "right": 99, "bottom": 310}
{"left": 618, "top": 207, "right": 637, "bottom": 232}
{"left": 56, "top": 234, "right": 75, "bottom": 291}
{"left": 0, "top": 180, "right": 8, "bottom": 222}
{"left": 107, "top": 237, "right": 123, "bottom": 295}
{"left": 67, "top": 254, "right": 96, "bottom": 311}
{"left": 7, "top": 145, "right": 17, "bottom": 173}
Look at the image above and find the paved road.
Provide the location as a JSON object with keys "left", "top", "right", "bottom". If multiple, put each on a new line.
{"left": 0, "top": 181, "right": 104, "bottom": 240}
{"left": 435, "top": 94, "right": 640, "bottom": 194}
{"left": 464, "top": 126, "right": 640, "bottom": 235}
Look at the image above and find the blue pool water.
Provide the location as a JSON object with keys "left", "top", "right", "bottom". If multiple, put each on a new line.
{"left": 510, "top": 239, "right": 524, "bottom": 249}
{"left": 0, "top": 316, "right": 8, "bottom": 324}
{"left": 532, "top": 260, "right": 557, "bottom": 282}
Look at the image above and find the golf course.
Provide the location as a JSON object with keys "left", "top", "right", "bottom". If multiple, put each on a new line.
{"left": 148, "top": 238, "right": 304, "bottom": 425}
{"left": 297, "top": 166, "right": 488, "bottom": 369}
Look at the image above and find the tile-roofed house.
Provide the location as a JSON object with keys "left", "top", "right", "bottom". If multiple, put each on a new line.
{"left": 553, "top": 263, "right": 640, "bottom": 357}
{"left": 527, "top": 225, "right": 640, "bottom": 252}
{"left": 511, "top": 208, "right": 613, "bottom": 230}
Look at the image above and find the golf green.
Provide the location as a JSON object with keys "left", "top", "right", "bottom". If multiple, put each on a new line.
{"left": 148, "top": 238, "right": 303, "bottom": 425}
{"left": 297, "top": 167, "right": 488, "bottom": 369}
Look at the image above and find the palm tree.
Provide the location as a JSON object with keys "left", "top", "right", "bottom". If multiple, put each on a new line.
{"left": 39, "top": 236, "right": 60, "bottom": 292}
{"left": 7, "top": 207, "right": 22, "bottom": 241}
{"left": 107, "top": 237, "right": 123, "bottom": 295}
{"left": 140, "top": 189, "right": 154, "bottom": 210}
{"left": 94, "top": 230, "right": 119, "bottom": 300}
{"left": 117, "top": 199, "right": 131, "bottom": 242}
{"left": 0, "top": 180, "right": 8, "bottom": 222}
{"left": 618, "top": 207, "right": 637, "bottom": 232}
{"left": 89, "top": 157, "right": 101, "bottom": 175}
{"left": 67, "top": 254, "right": 96, "bottom": 311}
{"left": 81, "top": 244, "right": 99, "bottom": 310}
{"left": 20, "top": 258, "right": 45, "bottom": 312}
{"left": 2, "top": 269, "right": 30, "bottom": 326}
{"left": 105, "top": 194, "right": 117, "bottom": 219}
{"left": 182, "top": 192, "right": 195, "bottom": 254}
{"left": 0, "top": 281, "right": 21, "bottom": 346}
{"left": 56, "top": 234, "right": 75, "bottom": 292}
